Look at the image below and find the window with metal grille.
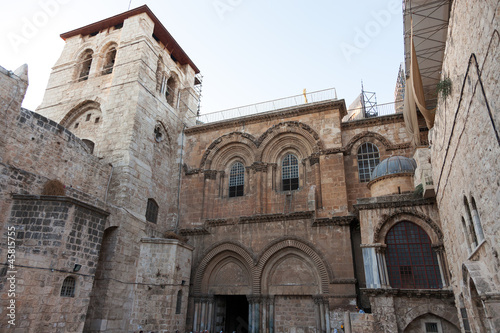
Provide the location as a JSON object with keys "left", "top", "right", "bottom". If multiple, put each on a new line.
{"left": 175, "top": 290, "right": 182, "bottom": 314}
{"left": 282, "top": 154, "right": 299, "bottom": 191}
{"left": 357, "top": 142, "right": 380, "bottom": 182}
{"left": 385, "top": 221, "right": 442, "bottom": 289}
{"left": 146, "top": 199, "right": 159, "bottom": 224}
{"left": 425, "top": 322, "right": 439, "bottom": 333}
{"left": 60, "top": 276, "right": 76, "bottom": 297}
{"left": 229, "top": 162, "right": 244, "bottom": 197}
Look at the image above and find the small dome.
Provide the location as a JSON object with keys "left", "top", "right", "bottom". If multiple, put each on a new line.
{"left": 370, "top": 156, "right": 417, "bottom": 181}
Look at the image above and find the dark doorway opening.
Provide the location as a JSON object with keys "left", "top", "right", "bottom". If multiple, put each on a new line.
{"left": 216, "top": 295, "right": 248, "bottom": 333}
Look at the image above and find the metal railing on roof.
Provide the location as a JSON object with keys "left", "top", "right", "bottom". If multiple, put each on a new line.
{"left": 194, "top": 88, "right": 338, "bottom": 124}
{"left": 344, "top": 100, "right": 403, "bottom": 122}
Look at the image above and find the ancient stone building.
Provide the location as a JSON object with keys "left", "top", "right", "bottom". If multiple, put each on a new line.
{"left": 0, "top": 1, "right": 498, "bottom": 332}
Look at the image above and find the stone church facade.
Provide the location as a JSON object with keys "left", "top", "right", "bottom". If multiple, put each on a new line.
{"left": 0, "top": 1, "right": 498, "bottom": 333}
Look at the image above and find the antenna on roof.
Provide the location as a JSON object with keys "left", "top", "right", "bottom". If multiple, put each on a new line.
{"left": 128, "top": 0, "right": 132, "bottom": 10}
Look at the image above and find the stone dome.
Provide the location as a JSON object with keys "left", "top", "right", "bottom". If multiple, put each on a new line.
{"left": 370, "top": 156, "right": 417, "bottom": 181}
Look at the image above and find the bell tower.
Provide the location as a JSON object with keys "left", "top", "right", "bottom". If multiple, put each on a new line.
{"left": 37, "top": 5, "right": 201, "bottom": 227}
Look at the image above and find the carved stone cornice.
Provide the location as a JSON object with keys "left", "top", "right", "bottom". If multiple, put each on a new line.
{"left": 354, "top": 195, "right": 435, "bottom": 211}
{"left": 179, "top": 227, "right": 210, "bottom": 236}
{"left": 361, "top": 288, "right": 454, "bottom": 299}
{"left": 312, "top": 215, "right": 356, "bottom": 227}
{"left": 185, "top": 100, "right": 346, "bottom": 135}
{"left": 205, "top": 218, "right": 232, "bottom": 227}
{"left": 203, "top": 170, "right": 218, "bottom": 180}
{"left": 341, "top": 113, "right": 405, "bottom": 130}
{"left": 331, "top": 278, "right": 357, "bottom": 284}
{"left": 239, "top": 211, "right": 314, "bottom": 224}
{"left": 309, "top": 156, "right": 320, "bottom": 166}
{"left": 248, "top": 161, "right": 269, "bottom": 172}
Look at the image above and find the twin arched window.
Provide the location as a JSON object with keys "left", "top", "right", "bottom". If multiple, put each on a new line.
{"left": 229, "top": 162, "right": 244, "bottom": 197}
{"left": 462, "top": 196, "right": 484, "bottom": 252}
{"left": 385, "top": 221, "right": 442, "bottom": 289}
{"left": 357, "top": 142, "right": 380, "bottom": 182}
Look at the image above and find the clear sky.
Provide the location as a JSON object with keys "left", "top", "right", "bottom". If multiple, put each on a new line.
{"left": 1, "top": 0, "right": 404, "bottom": 115}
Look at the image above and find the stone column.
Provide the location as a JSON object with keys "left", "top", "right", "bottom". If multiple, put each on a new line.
{"left": 310, "top": 156, "right": 323, "bottom": 208}
{"left": 247, "top": 296, "right": 253, "bottom": 333}
{"left": 375, "top": 245, "right": 389, "bottom": 287}
{"left": 193, "top": 298, "right": 200, "bottom": 332}
{"left": 268, "top": 296, "right": 274, "bottom": 333}
{"left": 433, "top": 245, "right": 448, "bottom": 288}
{"left": 313, "top": 296, "right": 324, "bottom": 333}
{"left": 207, "top": 297, "right": 214, "bottom": 333}
{"left": 200, "top": 298, "right": 207, "bottom": 331}
{"left": 323, "top": 298, "right": 331, "bottom": 333}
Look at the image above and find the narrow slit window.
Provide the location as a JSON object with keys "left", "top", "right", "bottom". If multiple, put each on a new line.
{"left": 229, "top": 162, "right": 244, "bottom": 197}
{"left": 60, "top": 276, "right": 76, "bottom": 297}
{"left": 175, "top": 290, "right": 182, "bottom": 314}
{"left": 282, "top": 154, "right": 299, "bottom": 191}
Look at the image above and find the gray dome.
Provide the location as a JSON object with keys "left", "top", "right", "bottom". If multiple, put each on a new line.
{"left": 370, "top": 156, "right": 417, "bottom": 181}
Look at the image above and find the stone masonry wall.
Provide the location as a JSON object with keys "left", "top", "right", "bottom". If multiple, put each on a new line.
{"left": 430, "top": 0, "right": 500, "bottom": 331}
{"left": 0, "top": 196, "right": 108, "bottom": 332}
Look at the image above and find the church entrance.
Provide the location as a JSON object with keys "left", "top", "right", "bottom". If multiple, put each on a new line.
{"left": 214, "top": 295, "right": 249, "bottom": 333}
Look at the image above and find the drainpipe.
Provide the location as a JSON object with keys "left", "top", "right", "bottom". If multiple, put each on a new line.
{"left": 175, "top": 124, "right": 186, "bottom": 233}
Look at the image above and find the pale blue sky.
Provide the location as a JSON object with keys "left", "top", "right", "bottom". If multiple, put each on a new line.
{"left": 1, "top": 0, "right": 404, "bottom": 114}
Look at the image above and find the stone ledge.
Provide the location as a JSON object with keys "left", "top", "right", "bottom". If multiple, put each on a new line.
{"left": 140, "top": 237, "right": 194, "bottom": 250}
{"left": 341, "top": 113, "right": 405, "bottom": 129}
{"left": 312, "top": 215, "right": 356, "bottom": 227}
{"left": 11, "top": 194, "right": 110, "bottom": 216}
{"left": 354, "top": 194, "right": 435, "bottom": 211}
{"left": 361, "top": 287, "right": 454, "bottom": 298}
{"left": 178, "top": 227, "right": 210, "bottom": 236}
{"left": 239, "top": 211, "right": 314, "bottom": 224}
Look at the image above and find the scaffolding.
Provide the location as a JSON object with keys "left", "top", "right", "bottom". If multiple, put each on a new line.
{"left": 403, "top": 0, "right": 451, "bottom": 110}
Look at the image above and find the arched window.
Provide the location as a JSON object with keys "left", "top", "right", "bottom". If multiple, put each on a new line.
{"left": 229, "top": 162, "right": 244, "bottom": 197}
{"left": 385, "top": 221, "right": 442, "bottom": 289}
{"left": 82, "top": 139, "right": 95, "bottom": 154}
{"left": 60, "top": 276, "right": 76, "bottom": 297}
{"left": 357, "top": 142, "right": 380, "bottom": 182}
{"left": 166, "top": 76, "right": 178, "bottom": 106}
{"left": 102, "top": 46, "right": 116, "bottom": 75}
{"left": 78, "top": 50, "right": 93, "bottom": 81}
{"left": 282, "top": 154, "right": 299, "bottom": 191}
{"left": 146, "top": 198, "right": 159, "bottom": 224}
{"left": 175, "top": 290, "right": 182, "bottom": 314}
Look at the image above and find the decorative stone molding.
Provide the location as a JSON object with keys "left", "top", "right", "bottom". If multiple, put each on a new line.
{"left": 312, "top": 215, "right": 356, "bottom": 227}
{"left": 239, "top": 211, "right": 314, "bottom": 224}
{"left": 343, "top": 130, "right": 411, "bottom": 155}
{"left": 309, "top": 156, "right": 320, "bottom": 166}
{"left": 255, "top": 238, "right": 332, "bottom": 294}
{"left": 185, "top": 100, "right": 346, "bottom": 135}
{"left": 354, "top": 195, "right": 435, "bottom": 211}
{"left": 203, "top": 170, "right": 217, "bottom": 180}
{"left": 205, "top": 218, "right": 232, "bottom": 227}
{"left": 367, "top": 172, "right": 416, "bottom": 188}
{"left": 362, "top": 288, "right": 454, "bottom": 299}
{"left": 331, "top": 278, "right": 357, "bottom": 284}
{"left": 341, "top": 113, "right": 405, "bottom": 130}
{"left": 247, "top": 161, "right": 269, "bottom": 172}
{"left": 193, "top": 241, "right": 255, "bottom": 294}
{"left": 373, "top": 210, "right": 443, "bottom": 243}
{"left": 178, "top": 227, "right": 210, "bottom": 236}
